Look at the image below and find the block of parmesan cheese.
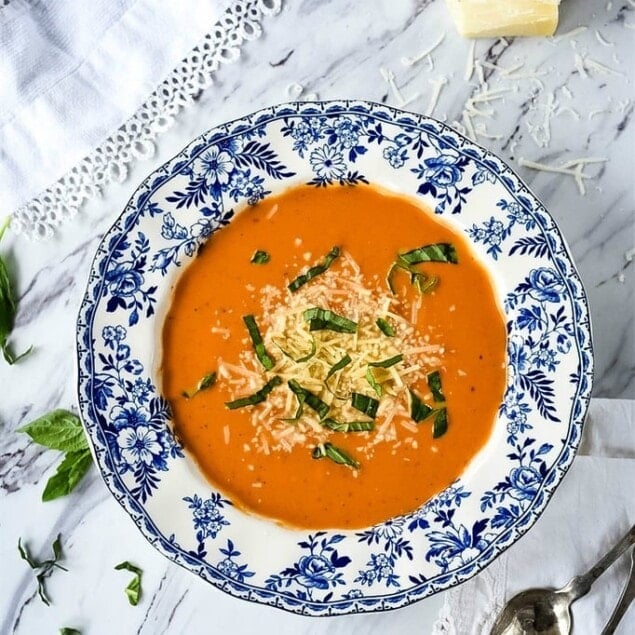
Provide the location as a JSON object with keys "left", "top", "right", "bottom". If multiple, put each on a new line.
{"left": 445, "top": 0, "right": 560, "bottom": 37}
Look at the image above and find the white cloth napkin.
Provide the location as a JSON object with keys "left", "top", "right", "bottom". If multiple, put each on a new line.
{"left": 0, "top": 0, "right": 230, "bottom": 213}
{"left": 434, "top": 398, "right": 635, "bottom": 634}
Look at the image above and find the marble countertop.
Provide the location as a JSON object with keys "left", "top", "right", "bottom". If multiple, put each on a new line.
{"left": 1, "top": 0, "right": 633, "bottom": 633}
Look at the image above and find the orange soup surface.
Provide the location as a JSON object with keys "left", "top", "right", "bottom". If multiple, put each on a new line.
{"left": 162, "top": 184, "right": 506, "bottom": 529}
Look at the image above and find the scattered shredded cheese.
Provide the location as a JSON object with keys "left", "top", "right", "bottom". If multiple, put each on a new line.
{"left": 426, "top": 76, "right": 448, "bottom": 116}
{"left": 401, "top": 33, "right": 445, "bottom": 67}
{"left": 519, "top": 157, "right": 608, "bottom": 195}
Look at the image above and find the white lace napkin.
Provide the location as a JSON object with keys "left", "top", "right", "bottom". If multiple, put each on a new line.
{"left": 0, "top": 0, "right": 280, "bottom": 239}
{"left": 434, "top": 398, "right": 635, "bottom": 634}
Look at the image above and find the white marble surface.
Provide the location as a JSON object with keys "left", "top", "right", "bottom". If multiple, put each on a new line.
{"left": 1, "top": 0, "right": 634, "bottom": 633}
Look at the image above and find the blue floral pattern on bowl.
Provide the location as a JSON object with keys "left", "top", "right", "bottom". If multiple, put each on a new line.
{"left": 76, "top": 100, "right": 593, "bottom": 616}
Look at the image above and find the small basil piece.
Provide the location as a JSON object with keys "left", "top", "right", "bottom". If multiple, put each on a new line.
{"left": 281, "top": 391, "right": 306, "bottom": 422}
{"left": 17, "top": 534, "right": 67, "bottom": 606}
{"left": 427, "top": 370, "right": 446, "bottom": 403}
{"left": 243, "top": 314, "right": 275, "bottom": 370}
{"left": 433, "top": 408, "right": 448, "bottom": 438}
{"left": 350, "top": 392, "right": 379, "bottom": 419}
{"left": 288, "top": 380, "right": 330, "bottom": 419}
{"left": 397, "top": 243, "right": 459, "bottom": 266}
{"left": 321, "top": 418, "right": 375, "bottom": 433}
{"left": 375, "top": 317, "right": 395, "bottom": 337}
{"left": 182, "top": 371, "right": 217, "bottom": 399}
{"left": 365, "top": 367, "right": 383, "bottom": 397}
{"left": 288, "top": 246, "right": 340, "bottom": 292}
{"left": 275, "top": 337, "right": 316, "bottom": 363}
{"left": 225, "top": 376, "right": 282, "bottom": 409}
{"left": 369, "top": 354, "right": 403, "bottom": 369}
{"left": 302, "top": 307, "right": 357, "bottom": 334}
{"left": 60, "top": 629, "right": 81, "bottom": 635}
{"left": 114, "top": 561, "right": 143, "bottom": 606}
{"left": 312, "top": 442, "right": 360, "bottom": 468}
{"left": 409, "top": 388, "right": 434, "bottom": 422}
{"left": 324, "top": 353, "right": 352, "bottom": 398}
{"left": 250, "top": 250, "right": 271, "bottom": 265}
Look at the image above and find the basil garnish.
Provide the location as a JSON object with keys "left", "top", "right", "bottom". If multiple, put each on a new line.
{"left": 324, "top": 353, "right": 352, "bottom": 398}
{"left": 409, "top": 388, "right": 434, "bottom": 422}
{"left": 225, "top": 376, "right": 282, "bottom": 409}
{"left": 375, "top": 317, "right": 395, "bottom": 337}
{"left": 275, "top": 337, "right": 316, "bottom": 363}
{"left": 351, "top": 392, "right": 379, "bottom": 419}
{"left": 365, "top": 367, "right": 383, "bottom": 397}
{"left": 60, "top": 629, "right": 81, "bottom": 635}
{"left": 18, "top": 534, "right": 67, "bottom": 606}
{"left": 243, "top": 314, "right": 275, "bottom": 370}
{"left": 433, "top": 408, "right": 448, "bottom": 438}
{"left": 288, "top": 379, "right": 330, "bottom": 419}
{"left": 322, "top": 418, "right": 375, "bottom": 432}
{"left": 182, "top": 371, "right": 217, "bottom": 399}
{"left": 427, "top": 370, "right": 445, "bottom": 403}
{"left": 312, "top": 442, "right": 360, "bottom": 468}
{"left": 397, "top": 243, "right": 458, "bottom": 266}
{"left": 288, "top": 246, "right": 340, "bottom": 292}
{"left": 302, "top": 307, "right": 357, "bottom": 334}
{"left": 18, "top": 410, "right": 93, "bottom": 501}
{"left": 250, "top": 250, "right": 271, "bottom": 265}
{"left": 0, "top": 217, "right": 32, "bottom": 365}
{"left": 369, "top": 354, "right": 403, "bottom": 369}
{"left": 114, "top": 561, "right": 143, "bottom": 606}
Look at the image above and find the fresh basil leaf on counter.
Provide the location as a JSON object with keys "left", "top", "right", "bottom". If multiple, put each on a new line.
{"left": 60, "top": 629, "right": 81, "bottom": 635}
{"left": 114, "top": 561, "right": 143, "bottom": 606}
{"left": 17, "top": 533, "right": 67, "bottom": 606}
{"left": 0, "top": 217, "right": 32, "bottom": 365}
{"left": 18, "top": 409, "right": 93, "bottom": 501}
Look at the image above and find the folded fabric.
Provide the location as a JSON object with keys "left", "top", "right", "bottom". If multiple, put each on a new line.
{"left": 433, "top": 398, "right": 635, "bottom": 634}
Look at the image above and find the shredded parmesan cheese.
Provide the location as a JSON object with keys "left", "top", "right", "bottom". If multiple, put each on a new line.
{"left": 519, "top": 157, "right": 608, "bottom": 195}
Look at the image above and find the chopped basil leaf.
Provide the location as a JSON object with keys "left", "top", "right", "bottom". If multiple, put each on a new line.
{"left": 410, "top": 271, "right": 438, "bottom": 294}
{"left": 182, "top": 371, "right": 217, "bottom": 398}
{"left": 350, "top": 392, "right": 379, "bottom": 419}
{"left": 275, "top": 337, "right": 316, "bottom": 363}
{"left": 322, "top": 418, "right": 374, "bottom": 432}
{"left": 225, "top": 376, "right": 282, "bottom": 409}
{"left": 312, "top": 442, "right": 360, "bottom": 468}
{"left": 365, "top": 367, "right": 383, "bottom": 397}
{"left": 114, "top": 561, "right": 143, "bottom": 606}
{"left": 433, "top": 408, "right": 448, "bottom": 438}
{"left": 281, "top": 391, "right": 306, "bottom": 422}
{"left": 369, "top": 354, "right": 403, "bottom": 368}
{"left": 288, "top": 246, "right": 340, "bottom": 292}
{"left": 0, "top": 217, "right": 32, "bottom": 365}
{"left": 427, "top": 370, "right": 445, "bottom": 403}
{"left": 303, "top": 307, "right": 357, "bottom": 334}
{"left": 324, "top": 353, "right": 352, "bottom": 398}
{"left": 243, "top": 314, "right": 275, "bottom": 370}
{"left": 409, "top": 388, "right": 434, "bottom": 422}
{"left": 375, "top": 317, "right": 395, "bottom": 337}
{"left": 398, "top": 243, "right": 458, "bottom": 266}
{"left": 60, "top": 629, "right": 81, "bottom": 635}
{"left": 250, "top": 250, "right": 271, "bottom": 265}
{"left": 42, "top": 449, "right": 93, "bottom": 502}
{"left": 288, "top": 380, "right": 330, "bottom": 419}
{"left": 17, "top": 534, "right": 67, "bottom": 606}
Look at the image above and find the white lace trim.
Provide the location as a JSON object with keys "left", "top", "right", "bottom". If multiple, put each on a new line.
{"left": 10, "top": 0, "right": 282, "bottom": 240}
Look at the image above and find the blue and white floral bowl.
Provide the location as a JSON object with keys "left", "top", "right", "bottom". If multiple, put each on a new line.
{"left": 76, "top": 101, "right": 593, "bottom": 615}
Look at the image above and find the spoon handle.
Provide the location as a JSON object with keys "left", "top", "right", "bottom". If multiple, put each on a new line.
{"left": 601, "top": 548, "right": 635, "bottom": 635}
{"left": 565, "top": 524, "right": 635, "bottom": 600}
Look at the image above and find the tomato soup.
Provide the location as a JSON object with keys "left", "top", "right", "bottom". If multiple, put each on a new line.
{"left": 161, "top": 184, "right": 506, "bottom": 529}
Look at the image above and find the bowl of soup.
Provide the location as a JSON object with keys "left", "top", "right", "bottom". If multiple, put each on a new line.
{"left": 77, "top": 100, "right": 593, "bottom": 615}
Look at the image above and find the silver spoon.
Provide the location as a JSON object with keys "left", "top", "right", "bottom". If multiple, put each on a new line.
{"left": 601, "top": 547, "right": 635, "bottom": 635}
{"left": 490, "top": 523, "right": 635, "bottom": 635}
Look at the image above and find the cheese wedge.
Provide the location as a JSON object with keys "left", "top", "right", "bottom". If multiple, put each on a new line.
{"left": 445, "top": 0, "right": 560, "bottom": 38}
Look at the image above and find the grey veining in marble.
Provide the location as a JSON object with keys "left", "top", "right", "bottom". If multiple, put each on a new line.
{"left": 1, "top": 0, "right": 634, "bottom": 633}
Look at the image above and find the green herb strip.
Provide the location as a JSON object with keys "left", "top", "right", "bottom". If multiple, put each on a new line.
{"left": 411, "top": 271, "right": 438, "bottom": 294}
{"left": 288, "top": 380, "right": 330, "bottom": 419}
{"left": 182, "top": 371, "right": 217, "bottom": 399}
{"left": 60, "top": 629, "right": 81, "bottom": 635}
{"left": 288, "top": 246, "right": 340, "bottom": 292}
{"left": 365, "top": 367, "right": 383, "bottom": 397}
{"left": 17, "top": 534, "right": 67, "bottom": 606}
{"left": 0, "top": 217, "right": 32, "bottom": 365}
{"left": 114, "top": 561, "right": 143, "bottom": 606}
{"left": 243, "top": 314, "right": 275, "bottom": 370}
{"left": 225, "top": 376, "right": 282, "bottom": 409}
{"left": 322, "top": 418, "right": 375, "bottom": 433}
{"left": 18, "top": 410, "right": 93, "bottom": 501}
{"left": 275, "top": 337, "right": 316, "bottom": 363}
{"left": 312, "top": 442, "right": 360, "bottom": 468}
{"left": 369, "top": 354, "right": 403, "bottom": 369}
{"left": 323, "top": 353, "right": 352, "bottom": 399}
{"left": 303, "top": 307, "right": 357, "bottom": 334}
{"left": 350, "top": 392, "right": 379, "bottom": 419}
{"left": 433, "top": 408, "right": 448, "bottom": 438}
{"left": 375, "top": 317, "right": 395, "bottom": 337}
{"left": 427, "top": 370, "right": 445, "bottom": 403}
{"left": 281, "top": 391, "right": 306, "bottom": 422}
{"left": 398, "top": 243, "right": 459, "bottom": 266}
{"left": 409, "top": 388, "right": 434, "bottom": 422}
{"left": 250, "top": 250, "right": 271, "bottom": 265}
